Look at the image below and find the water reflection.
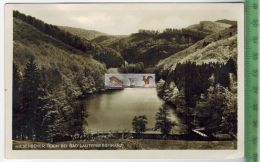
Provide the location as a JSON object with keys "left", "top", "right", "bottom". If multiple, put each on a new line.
{"left": 83, "top": 88, "right": 184, "bottom": 133}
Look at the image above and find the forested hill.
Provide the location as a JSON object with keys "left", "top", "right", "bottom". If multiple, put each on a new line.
{"left": 13, "top": 11, "right": 124, "bottom": 68}
{"left": 157, "top": 24, "right": 237, "bottom": 75}
{"left": 60, "top": 26, "right": 106, "bottom": 40}
{"left": 13, "top": 12, "right": 112, "bottom": 139}
{"left": 92, "top": 23, "right": 231, "bottom": 67}
{"left": 13, "top": 15, "right": 106, "bottom": 96}
{"left": 186, "top": 21, "right": 232, "bottom": 33}
{"left": 155, "top": 21, "right": 238, "bottom": 136}
{"left": 216, "top": 19, "right": 237, "bottom": 26}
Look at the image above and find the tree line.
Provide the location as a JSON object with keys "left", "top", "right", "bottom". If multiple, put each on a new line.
{"left": 13, "top": 10, "right": 124, "bottom": 68}
{"left": 137, "top": 28, "right": 208, "bottom": 42}
{"left": 120, "top": 28, "right": 208, "bottom": 67}
{"left": 132, "top": 105, "right": 176, "bottom": 138}
{"left": 13, "top": 10, "right": 92, "bottom": 53}
{"left": 156, "top": 59, "right": 237, "bottom": 137}
{"left": 119, "top": 62, "right": 145, "bottom": 73}
{"left": 13, "top": 58, "right": 90, "bottom": 141}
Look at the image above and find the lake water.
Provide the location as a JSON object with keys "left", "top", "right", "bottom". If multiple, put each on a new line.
{"left": 83, "top": 88, "right": 185, "bottom": 134}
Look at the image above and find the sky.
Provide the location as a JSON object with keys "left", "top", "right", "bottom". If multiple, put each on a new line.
{"left": 9, "top": 3, "right": 242, "bottom": 35}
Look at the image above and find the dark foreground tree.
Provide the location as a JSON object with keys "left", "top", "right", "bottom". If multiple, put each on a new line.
{"left": 132, "top": 115, "right": 148, "bottom": 134}
{"left": 195, "top": 84, "right": 236, "bottom": 136}
{"left": 155, "top": 106, "right": 176, "bottom": 138}
{"left": 20, "top": 57, "right": 45, "bottom": 140}
{"left": 13, "top": 63, "right": 22, "bottom": 139}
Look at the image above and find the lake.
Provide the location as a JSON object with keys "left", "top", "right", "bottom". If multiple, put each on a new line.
{"left": 83, "top": 88, "right": 185, "bottom": 134}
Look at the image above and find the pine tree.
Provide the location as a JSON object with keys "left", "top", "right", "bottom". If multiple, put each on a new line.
{"left": 132, "top": 115, "right": 148, "bottom": 134}
{"left": 41, "top": 90, "right": 68, "bottom": 142}
{"left": 13, "top": 63, "right": 22, "bottom": 139}
{"left": 226, "top": 58, "right": 237, "bottom": 75}
{"left": 155, "top": 106, "right": 176, "bottom": 138}
{"left": 21, "top": 57, "right": 44, "bottom": 140}
{"left": 195, "top": 84, "right": 226, "bottom": 135}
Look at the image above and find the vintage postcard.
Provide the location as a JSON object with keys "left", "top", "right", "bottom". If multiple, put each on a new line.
{"left": 4, "top": 3, "right": 244, "bottom": 159}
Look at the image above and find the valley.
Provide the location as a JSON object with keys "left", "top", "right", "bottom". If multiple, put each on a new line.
{"left": 12, "top": 10, "right": 238, "bottom": 150}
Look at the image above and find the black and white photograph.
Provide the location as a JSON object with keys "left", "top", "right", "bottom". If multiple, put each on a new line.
{"left": 4, "top": 3, "right": 244, "bottom": 155}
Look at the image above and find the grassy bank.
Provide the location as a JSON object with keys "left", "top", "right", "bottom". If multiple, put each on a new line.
{"left": 13, "top": 139, "right": 236, "bottom": 150}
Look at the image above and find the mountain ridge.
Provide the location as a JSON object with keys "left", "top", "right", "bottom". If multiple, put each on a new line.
{"left": 59, "top": 26, "right": 107, "bottom": 40}
{"left": 14, "top": 17, "right": 106, "bottom": 96}
{"left": 157, "top": 25, "right": 237, "bottom": 74}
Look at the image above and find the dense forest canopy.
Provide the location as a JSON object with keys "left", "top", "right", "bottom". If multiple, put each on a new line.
{"left": 13, "top": 10, "right": 124, "bottom": 68}
{"left": 103, "top": 28, "right": 210, "bottom": 67}
{"left": 13, "top": 11, "right": 107, "bottom": 141}
{"left": 156, "top": 59, "right": 237, "bottom": 135}
{"left": 154, "top": 19, "right": 238, "bottom": 136}
{"left": 12, "top": 10, "right": 238, "bottom": 142}
{"left": 157, "top": 24, "right": 237, "bottom": 73}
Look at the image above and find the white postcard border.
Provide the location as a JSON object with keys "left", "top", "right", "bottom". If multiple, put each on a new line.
{"left": 1, "top": 1, "right": 244, "bottom": 161}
